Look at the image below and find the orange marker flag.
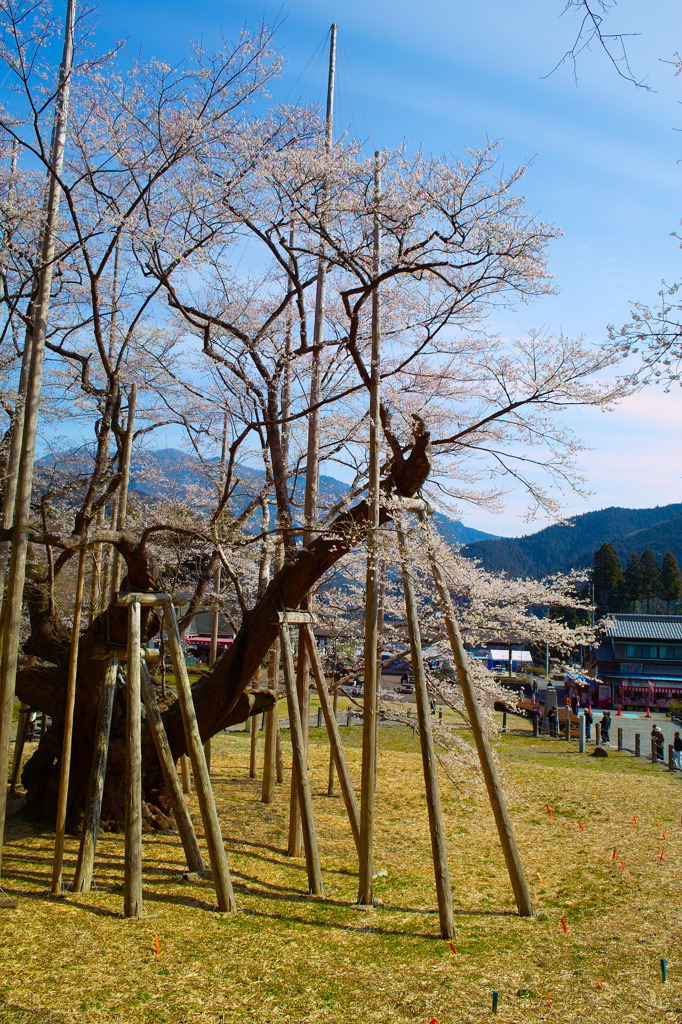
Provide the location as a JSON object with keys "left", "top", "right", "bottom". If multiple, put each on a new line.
{"left": 633, "top": 815, "right": 638, "bottom": 827}
{"left": 154, "top": 934, "right": 160, "bottom": 955}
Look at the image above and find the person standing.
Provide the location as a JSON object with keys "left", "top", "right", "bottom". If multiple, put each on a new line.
{"left": 548, "top": 706, "right": 558, "bottom": 738}
{"left": 585, "top": 705, "right": 593, "bottom": 742}
{"left": 673, "top": 731, "right": 682, "bottom": 771}
{"left": 531, "top": 678, "right": 539, "bottom": 704}
{"left": 600, "top": 710, "right": 611, "bottom": 744}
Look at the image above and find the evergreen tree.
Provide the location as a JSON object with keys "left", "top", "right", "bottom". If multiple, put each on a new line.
{"left": 624, "top": 552, "right": 645, "bottom": 610}
{"left": 659, "top": 551, "right": 682, "bottom": 612}
{"left": 592, "top": 542, "right": 624, "bottom": 613}
{"left": 640, "top": 549, "right": 660, "bottom": 613}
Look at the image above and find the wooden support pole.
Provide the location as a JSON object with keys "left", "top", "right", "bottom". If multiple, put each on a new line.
{"left": 303, "top": 625, "right": 360, "bottom": 855}
{"left": 180, "top": 755, "right": 192, "bottom": 794}
{"left": 249, "top": 703, "right": 259, "bottom": 778}
{"left": 287, "top": 629, "right": 310, "bottom": 857}
{"left": 72, "top": 655, "right": 117, "bottom": 894}
{"left": 162, "top": 598, "right": 236, "bottom": 912}
{"left": 635, "top": 733, "right": 640, "bottom": 757}
{"left": 396, "top": 519, "right": 455, "bottom": 940}
{"left": 276, "top": 729, "right": 284, "bottom": 784}
{"left": 124, "top": 600, "right": 143, "bottom": 918}
{"left": 327, "top": 688, "right": 338, "bottom": 795}
{"left": 50, "top": 546, "right": 87, "bottom": 895}
{"left": 0, "top": 0, "right": 76, "bottom": 877}
{"left": 261, "top": 642, "right": 279, "bottom": 804}
{"left": 279, "top": 623, "right": 323, "bottom": 895}
{"left": 358, "top": 151, "right": 382, "bottom": 908}
{"left": 421, "top": 515, "right": 535, "bottom": 918}
{"left": 9, "top": 704, "right": 30, "bottom": 793}
{"left": 139, "top": 662, "right": 205, "bottom": 877}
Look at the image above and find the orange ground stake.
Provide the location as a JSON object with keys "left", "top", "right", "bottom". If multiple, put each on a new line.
{"left": 578, "top": 821, "right": 584, "bottom": 831}
{"left": 561, "top": 917, "right": 567, "bottom": 932}
{"left": 633, "top": 815, "right": 638, "bottom": 827}
{"left": 660, "top": 850, "right": 664, "bottom": 862}
{"left": 612, "top": 848, "right": 616, "bottom": 859}
{"left": 449, "top": 942, "right": 456, "bottom": 953}
{"left": 537, "top": 872, "right": 544, "bottom": 885}
{"left": 154, "top": 934, "right": 160, "bottom": 955}
{"left": 547, "top": 987, "right": 552, "bottom": 1007}
{"left": 620, "top": 859, "right": 625, "bottom": 869}
{"left": 596, "top": 978, "right": 602, "bottom": 989}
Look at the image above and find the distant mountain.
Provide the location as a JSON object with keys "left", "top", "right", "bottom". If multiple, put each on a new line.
{"left": 461, "top": 503, "right": 682, "bottom": 579}
{"left": 36, "top": 446, "right": 496, "bottom": 545}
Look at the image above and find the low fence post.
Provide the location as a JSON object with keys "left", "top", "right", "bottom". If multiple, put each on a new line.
{"left": 651, "top": 738, "right": 657, "bottom": 764}
{"left": 346, "top": 709, "right": 352, "bottom": 727}
{"left": 617, "top": 728, "right": 623, "bottom": 752}
{"left": 668, "top": 744, "right": 674, "bottom": 771}
{"left": 317, "top": 708, "right": 323, "bottom": 729}
{"left": 502, "top": 711, "right": 507, "bottom": 733}
{"left": 579, "top": 714, "right": 585, "bottom": 754}
{"left": 532, "top": 714, "right": 538, "bottom": 738}
{"left": 635, "top": 733, "right": 640, "bottom": 757}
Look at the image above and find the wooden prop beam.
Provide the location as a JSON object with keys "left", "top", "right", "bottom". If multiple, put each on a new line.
{"left": 72, "top": 655, "right": 117, "bottom": 893}
{"left": 9, "top": 705, "right": 29, "bottom": 793}
{"left": 279, "top": 622, "right": 323, "bottom": 895}
{"left": 261, "top": 643, "right": 279, "bottom": 804}
{"left": 50, "top": 546, "right": 87, "bottom": 895}
{"left": 140, "top": 662, "right": 205, "bottom": 877}
{"left": 302, "top": 625, "right": 360, "bottom": 855}
{"left": 396, "top": 519, "right": 455, "bottom": 940}
{"left": 420, "top": 514, "right": 535, "bottom": 918}
{"left": 162, "top": 597, "right": 236, "bottom": 912}
{"left": 124, "top": 600, "right": 143, "bottom": 917}
{"left": 327, "top": 689, "right": 338, "bottom": 795}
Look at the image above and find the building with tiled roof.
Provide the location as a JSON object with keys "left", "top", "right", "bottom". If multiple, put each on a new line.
{"left": 594, "top": 614, "right": 682, "bottom": 709}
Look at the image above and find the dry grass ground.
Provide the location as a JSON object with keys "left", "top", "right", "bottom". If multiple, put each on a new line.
{"left": 1, "top": 721, "right": 681, "bottom": 1024}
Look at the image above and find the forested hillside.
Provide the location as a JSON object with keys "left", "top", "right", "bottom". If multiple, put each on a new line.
{"left": 461, "top": 504, "right": 682, "bottom": 578}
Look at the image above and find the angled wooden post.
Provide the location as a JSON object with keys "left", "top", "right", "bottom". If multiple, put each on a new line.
{"left": 396, "top": 518, "right": 455, "bottom": 940}
{"left": 327, "top": 688, "right": 338, "bottom": 795}
{"left": 9, "top": 705, "right": 29, "bottom": 793}
{"left": 279, "top": 617, "right": 323, "bottom": 895}
{"left": 161, "top": 597, "right": 236, "bottom": 912}
{"left": 72, "top": 654, "right": 117, "bottom": 893}
{"left": 303, "top": 625, "right": 360, "bottom": 855}
{"left": 287, "top": 629, "right": 310, "bottom": 856}
{"left": 180, "top": 755, "right": 192, "bottom": 793}
{"left": 420, "top": 514, "right": 535, "bottom": 918}
{"left": 124, "top": 600, "right": 143, "bottom": 918}
{"left": 51, "top": 546, "right": 87, "bottom": 895}
{"left": 261, "top": 642, "right": 279, "bottom": 804}
{"left": 139, "top": 662, "right": 205, "bottom": 876}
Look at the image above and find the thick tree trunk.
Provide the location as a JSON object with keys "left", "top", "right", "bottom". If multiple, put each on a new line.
{"left": 13, "top": 425, "right": 431, "bottom": 829}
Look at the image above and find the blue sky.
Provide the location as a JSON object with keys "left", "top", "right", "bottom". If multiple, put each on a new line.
{"left": 88, "top": 0, "right": 682, "bottom": 536}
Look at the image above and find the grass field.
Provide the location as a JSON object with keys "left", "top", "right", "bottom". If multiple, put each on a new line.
{"left": 1, "top": 720, "right": 681, "bottom": 1023}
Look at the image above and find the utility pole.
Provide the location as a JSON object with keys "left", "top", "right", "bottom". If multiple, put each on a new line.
{"left": 358, "top": 151, "right": 382, "bottom": 907}
{"left": 288, "top": 23, "right": 337, "bottom": 854}
{"left": 0, "top": 0, "right": 76, "bottom": 876}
